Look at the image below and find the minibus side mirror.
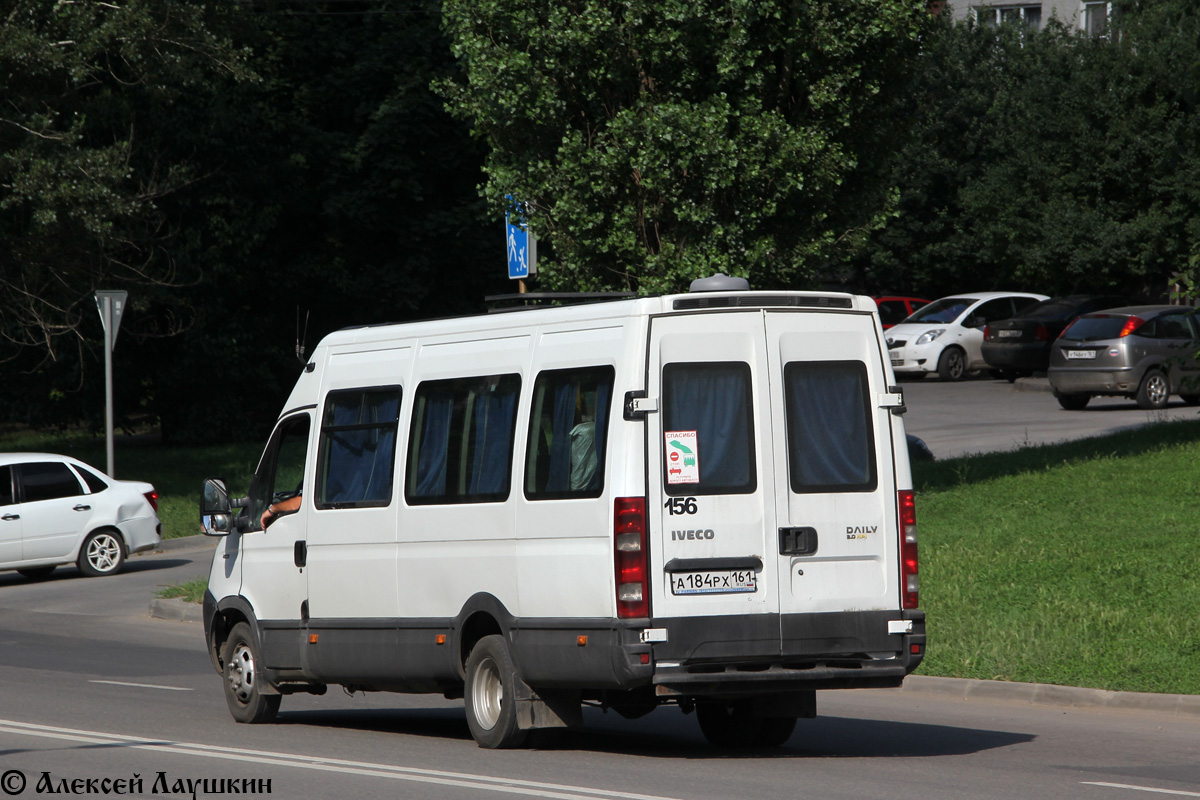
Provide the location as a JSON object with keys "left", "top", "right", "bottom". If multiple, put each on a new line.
{"left": 200, "top": 478, "right": 233, "bottom": 537}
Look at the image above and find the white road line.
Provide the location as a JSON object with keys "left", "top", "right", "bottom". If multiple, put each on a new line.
{"left": 88, "top": 680, "right": 193, "bottom": 691}
{"left": 0, "top": 719, "right": 683, "bottom": 800}
{"left": 1083, "top": 782, "right": 1200, "bottom": 798}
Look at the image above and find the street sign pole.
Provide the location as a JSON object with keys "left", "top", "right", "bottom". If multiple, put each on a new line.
{"left": 94, "top": 291, "right": 127, "bottom": 477}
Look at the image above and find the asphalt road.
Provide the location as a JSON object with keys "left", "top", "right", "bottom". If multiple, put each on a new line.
{"left": 2, "top": 540, "right": 1200, "bottom": 800}
{"left": 899, "top": 374, "right": 1200, "bottom": 459}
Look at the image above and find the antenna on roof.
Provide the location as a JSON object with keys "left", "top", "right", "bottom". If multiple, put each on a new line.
{"left": 296, "top": 307, "right": 310, "bottom": 364}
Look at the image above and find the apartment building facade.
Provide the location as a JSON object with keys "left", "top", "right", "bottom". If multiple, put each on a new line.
{"left": 938, "top": 1, "right": 1113, "bottom": 35}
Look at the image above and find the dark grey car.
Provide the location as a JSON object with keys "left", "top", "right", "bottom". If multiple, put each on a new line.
{"left": 1048, "top": 305, "right": 1200, "bottom": 410}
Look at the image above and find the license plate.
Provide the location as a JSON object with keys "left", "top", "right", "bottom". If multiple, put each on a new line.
{"left": 1066, "top": 350, "right": 1096, "bottom": 360}
{"left": 670, "top": 569, "right": 757, "bottom": 595}
{"left": 998, "top": 329, "right": 1022, "bottom": 338}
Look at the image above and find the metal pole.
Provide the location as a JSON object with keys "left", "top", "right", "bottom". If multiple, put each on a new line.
{"left": 103, "top": 295, "right": 115, "bottom": 477}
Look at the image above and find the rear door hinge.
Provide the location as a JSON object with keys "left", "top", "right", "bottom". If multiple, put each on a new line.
{"left": 624, "top": 390, "right": 658, "bottom": 421}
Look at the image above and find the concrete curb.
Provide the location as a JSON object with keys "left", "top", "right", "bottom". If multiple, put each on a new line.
{"left": 148, "top": 597, "right": 203, "bottom": 623}
{"left": 899, "top": 674, "right": 1200, "bottom": 717}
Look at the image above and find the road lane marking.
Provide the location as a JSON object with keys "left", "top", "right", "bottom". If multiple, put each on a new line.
{"left": 1084, "top": 783, "right": 1200, "bottom": 797}
{"left": 89, "top": 680, "right": 193, "bottom": 691}
{"left": 0, "top": 719, "right": 683, "bottom": 800}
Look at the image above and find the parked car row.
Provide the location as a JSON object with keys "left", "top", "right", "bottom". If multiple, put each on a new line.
{"left": 880, "top": 292, "right": 1200, "bottom": 411}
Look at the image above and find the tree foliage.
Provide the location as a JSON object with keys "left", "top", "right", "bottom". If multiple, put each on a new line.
{"left": 859, "top": 4, "right": 1200, "bottom": 300}
{"left": 440, "top": 0, "right": 930, "bottom": 293}
{"left": 0, "top": 0, "right": 253, "bottom": 365}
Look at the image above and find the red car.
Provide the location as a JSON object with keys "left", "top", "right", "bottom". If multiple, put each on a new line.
{"left": 874, "top": 296, "right": 929, "bottom": 330}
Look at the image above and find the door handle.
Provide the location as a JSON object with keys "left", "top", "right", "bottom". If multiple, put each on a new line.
{"left": 294, "top": 540, "right": 307, "bottom": 568}
{"left": 74, "top": 504, "right": 91, "bottom": 512}
{"left": 1, "top": 513, "right": 19, "bottom": 521}
{"left": 779, "top": 527, "right": 818, "bottom": 556}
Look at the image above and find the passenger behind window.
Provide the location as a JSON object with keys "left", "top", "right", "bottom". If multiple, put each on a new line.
{"left": 569, "top": 392, "right": 597, "bottom": 491}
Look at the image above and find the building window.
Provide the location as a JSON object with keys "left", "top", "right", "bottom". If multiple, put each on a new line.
{"left": 1083, "top": 1, "right": 1108, "bottom": 36}
{"left": 977, "top": 5, "right": 1042, "bottom": 30}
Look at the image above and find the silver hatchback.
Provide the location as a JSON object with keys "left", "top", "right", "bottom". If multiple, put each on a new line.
{"left": 1048, "top": 305, "right": 1200, "bottom": 410}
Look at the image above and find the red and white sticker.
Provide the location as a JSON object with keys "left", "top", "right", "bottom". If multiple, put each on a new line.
{"left": 664, "top": 431, "right": 699, "bottom": 484}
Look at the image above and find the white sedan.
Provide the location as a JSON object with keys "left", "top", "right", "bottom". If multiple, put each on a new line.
{"left": 0, "top": 453, "right": 161, "bottom": 579}
{"left": 886, "top": 291, "right": 1048, "bottom": 381}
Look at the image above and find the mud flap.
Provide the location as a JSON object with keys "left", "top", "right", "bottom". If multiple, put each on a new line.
{"left": 512, "top": 680, "right": 583, "bottom": 730}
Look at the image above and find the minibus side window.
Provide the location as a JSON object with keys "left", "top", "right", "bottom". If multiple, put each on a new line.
{"left": 406, "top": 374, "right": 521, "bottom": 505}
{"left": 784, "top": 361, "right": 877, "bottom": 493}
{"left": 524, "top": 366, "right": 614, "bottom": 500}
{"left": 315, "top": 387, "right": 401, "bottom": 509}
{"left": 662, "top": 362, "right": 756, "bottom": 496}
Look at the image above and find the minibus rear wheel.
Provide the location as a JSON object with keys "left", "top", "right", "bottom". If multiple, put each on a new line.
{"left": 464, "top": 635, "right": 529, "bottom": 749}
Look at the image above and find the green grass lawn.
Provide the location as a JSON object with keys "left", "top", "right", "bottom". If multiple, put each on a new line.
{"left": 4, "top": 418, "right": 1200, "bottom": 694}
{"left": 912, "top": 418, "right": 1200, "bottom": 695}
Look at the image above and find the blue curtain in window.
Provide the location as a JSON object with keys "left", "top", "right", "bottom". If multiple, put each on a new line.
{"left": 786, "top": 363, "right": 873, "bottom": 490}
{"left": 663, "top": 364, "right": 752, "bottom": 490}
{"left": 468, "top": 385, "right": 517, "bottom": 495}
{"left": 544, "top": 382, "right": 577, "bottom": 493}
{"left": 415, "top": 394, "right": 453, "bottom": 497}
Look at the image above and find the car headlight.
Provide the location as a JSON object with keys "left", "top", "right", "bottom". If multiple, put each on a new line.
{"left": 914, "top": 329, "right": 945, "bottom": 346}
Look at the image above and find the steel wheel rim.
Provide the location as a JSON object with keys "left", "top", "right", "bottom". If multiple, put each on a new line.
{"left": 470, "top": 654, "right": 503, "bottom": 730}
{"left": 86, "top": 533, "right": 121, "bottom": 572}
{"left": 1147, "top": 375, "right": 1168, "bottom": 406}
{"left": 227, "top": 642, "right": 256, "bottom": 705}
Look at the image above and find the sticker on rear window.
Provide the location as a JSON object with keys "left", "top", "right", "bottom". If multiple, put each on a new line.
{"left": 665, "top": 431, "right": 699, "bottom": 484}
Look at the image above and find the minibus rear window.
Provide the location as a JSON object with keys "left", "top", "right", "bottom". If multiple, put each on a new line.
{"left": 316, "top": 387, "right": 401, "bottom": 508}
{"left": 524, "top": 366, "right": 614, "bottom": 500}
{"left": 407, "top": 374, "right": 521, "bottom": 505}
{"left": 662, "top": 362, "right": 756, "bottom": 496}
{"left": 784, "top": 361, "right": 877, "bottom": 493}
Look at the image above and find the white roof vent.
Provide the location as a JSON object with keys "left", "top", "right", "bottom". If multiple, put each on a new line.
{"left": 689, "top": 273, "right": 750, "bottom": 292}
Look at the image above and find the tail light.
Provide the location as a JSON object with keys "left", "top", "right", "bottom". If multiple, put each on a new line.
{"left": 983, "top": 324, "right": 991, "bottom": 340}
{"left": 898, "top": 490, "right": 918, "bottom": 609}
{"left": 1035, "top": 324, "right": 1049, "bottom": 342}
{"left": 1119, "top": 316, "right": 1144, "bottom": 337}
{"left": 144, "top": 490, "right": 159, "bottom": 512}
{"left": 614, "top": 497, "right": 649, "bottom": 619}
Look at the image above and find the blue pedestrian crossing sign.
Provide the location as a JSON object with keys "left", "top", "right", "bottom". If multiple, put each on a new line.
{"left": 506, "top": 198, "right": 537, "bottom": 280}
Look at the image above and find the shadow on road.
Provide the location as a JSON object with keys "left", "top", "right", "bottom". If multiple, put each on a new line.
{"left": 276, "top": 706, "right": 1034, "bottom": 759}
{"left": 0, "top": 558, "right": 194, "bottom": 588}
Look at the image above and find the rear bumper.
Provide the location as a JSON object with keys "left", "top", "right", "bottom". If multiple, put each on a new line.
{"left": 650, "top": 609, "right": 925, "bottom": 696}
{"left": 981, "top": 342, "right": 1049, "bottom": 372}
{"left": 121, "top": 515, "right": 161, "bottom": 554}
{"left": 1049, "top": 366, "right": 1139, "bottom": 395}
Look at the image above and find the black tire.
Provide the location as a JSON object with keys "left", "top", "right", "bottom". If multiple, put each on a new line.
{"left": 464, "top": 635, "right": 529, "bottom": 749}
{"left": 696, "top": 701, "right": 763, "bottom": 748}
{"left": 937, "top": 348, "right": 968, "bottom": 381}
{"left": 77, "top": 530, "right": 125, "bottom": 577}
{"left": 1056, "top": 393, "right": 1091, "bottom": 411}
{"left": 1135, "top": 368, "right": 1170, "bottom": 410}
{"left": 1181, "top": 394, "right": 1200, "bottom": 406}
{"left": 17, "top": 566, "right": 55, "bottom": 580}
{"left": 1000, "top": 370, "right": 1019, "bottom": 383}
{"left": 221, "top": 622, "right": 281, "bottom": 724}
{"left": 755, "top": 716, "right": 799, "bottom": 748}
